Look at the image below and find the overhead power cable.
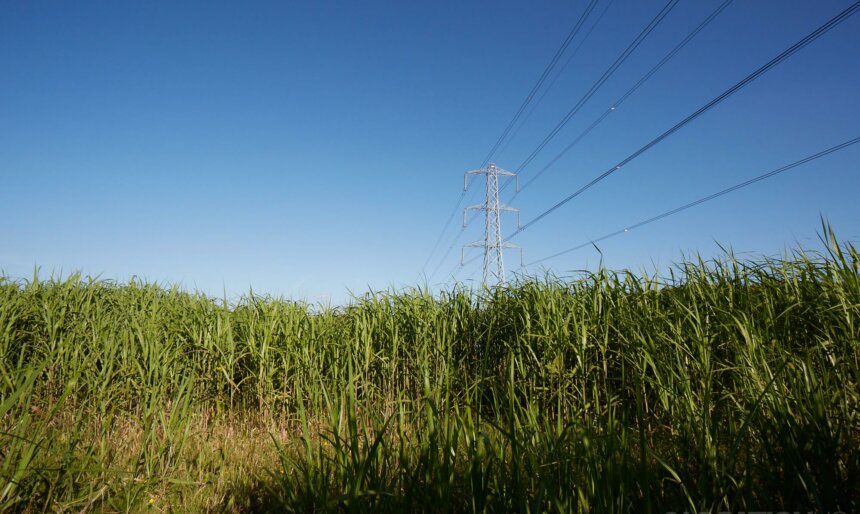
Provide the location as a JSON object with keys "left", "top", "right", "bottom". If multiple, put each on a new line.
{"left": 429, "top": 224, "right": 467, "bottom": 279}
{"left": 481, "top": 0, "right": 601, "bottom": 168}
{"left": 525, "top": 135, "right": 860, "bottom": 267}
{"left": 513, "top": 0, "right": 734, "bottom": 199}
{"left": 448, "top": 0, "right": 677, "bottom": 280}
{"left": 449, "top": 252, "right": 482, "bottom": 282}
{"left": 421, "top": 190, "right": 467, "bottom": 274}
{"left": 493, "top": 0, "right": 616, "bottom": 163}
{"left": 511, "top": 0, "right": 680, "bottom": 176}
{"left": 422, "top": 0, "right": 602, "bottom": 277}
{"left": 510, "top": 0, "right": 860, "bottom": 239}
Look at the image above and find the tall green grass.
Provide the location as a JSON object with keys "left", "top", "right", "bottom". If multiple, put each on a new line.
{"left": 1, "top": 228, "right": 858, "bottom": 512}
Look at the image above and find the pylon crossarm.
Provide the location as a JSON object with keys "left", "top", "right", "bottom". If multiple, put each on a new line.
{"left": 464, "top": 169, "right": 485, "bottom": 191}
{"left": 464, "top": 204, "right": 486, "bottom": 226}
{"left": 500, "top": 242, "right": 523, "bottom": 266}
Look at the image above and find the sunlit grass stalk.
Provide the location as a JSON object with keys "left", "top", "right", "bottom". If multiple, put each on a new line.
{"left": 0, "top": 224, "right": 857, "bottom": 511}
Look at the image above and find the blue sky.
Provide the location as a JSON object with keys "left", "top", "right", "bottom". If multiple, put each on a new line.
{"left": 2, "top": 0, "right": 859, "bottom": 304}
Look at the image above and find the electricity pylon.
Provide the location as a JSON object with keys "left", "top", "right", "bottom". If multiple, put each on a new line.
{"left": 462, "top": 163, "right": 522, "bottom": 286}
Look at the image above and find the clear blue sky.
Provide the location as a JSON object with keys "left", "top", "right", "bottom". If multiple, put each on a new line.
{"left": 2, "top": 1, "right": 859, "bottom": 305}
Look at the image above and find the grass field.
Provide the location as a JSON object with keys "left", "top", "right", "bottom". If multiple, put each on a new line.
{"left": 1, "top": 228, "right": 858, "bottom": 512}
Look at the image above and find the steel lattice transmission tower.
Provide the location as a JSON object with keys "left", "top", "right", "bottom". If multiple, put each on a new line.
{"left": 462, "top": 163, "right": 522, "bottom": 285}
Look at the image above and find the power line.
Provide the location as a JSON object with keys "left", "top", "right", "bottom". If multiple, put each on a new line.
{"left": 450, "top": 252, "right": 481, "bottom": 282}
{"left": 422, "top": 0, "right": 602, "bottom": 276}
{"left": 430, "top": 224, "right": 467, "bottom": 279}
{"left": 493, "top": 0, "right": 616, "bottom": 164}
{"left": 446, "top": 0, "right": 679, "bottom": 280}
{"left": 481, "top": 0, "right": 601, "bottom": 168}
{"left": 513, "top": 0, "right": 734, "bottom": 199}
{"left": 524, "top": 135, "right": 860, "bottom": 267}
{"left": 465, "top": 262, "right": 483, "bottom": 283}
{"left": 510, "top": 0, "right": 680, "bottom": 176}
{"left": 510, "top": 0, "right": 860, "bottom": 239}
{"left": 421, "top": 190, "right": 466, "bottom": 274}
